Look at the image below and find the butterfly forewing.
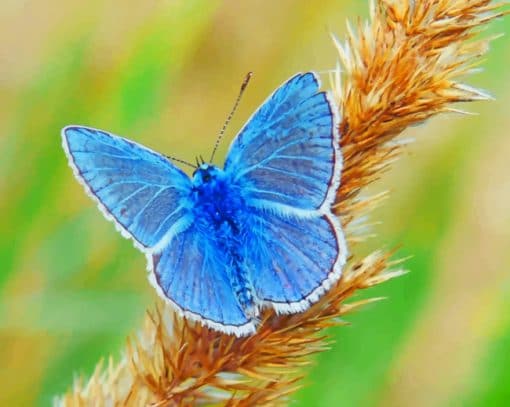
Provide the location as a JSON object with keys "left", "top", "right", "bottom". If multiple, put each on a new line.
{"left": 225, "top": 73, "right": 339, "bottom": 214}
{"left": 62, "top": 126, "right": 192, "bottom": 249}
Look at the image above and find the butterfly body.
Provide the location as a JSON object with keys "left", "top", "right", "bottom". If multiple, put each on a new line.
{"left": 62, "top": 72, "right": 348, "bottom": 336}
{"left": 190, "top": 163, "right": 256, "bottom": 314}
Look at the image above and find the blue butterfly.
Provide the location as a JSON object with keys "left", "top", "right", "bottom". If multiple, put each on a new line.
{"left": 62, "top": 72, "right": 347, "bottom": 336}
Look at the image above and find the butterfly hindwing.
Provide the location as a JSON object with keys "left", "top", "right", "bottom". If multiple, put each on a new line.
{"left": 62, "top": 126, "right": 192, "bottom": 249}
{"left": 224, "top": 72, "right": 340, "bottom": 215}
{"left": 245, "top": 209, "right": 346, "bottom": 311}
{"left": 149, "top": 224, "right": 256, "bottom": 335}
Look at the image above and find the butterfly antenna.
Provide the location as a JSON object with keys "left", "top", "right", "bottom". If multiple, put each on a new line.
{"left": 210, "top": 71, "right": 253, "bottom": 163}
{"left": 166, "top": 155, "right": 197, "bottom": 169}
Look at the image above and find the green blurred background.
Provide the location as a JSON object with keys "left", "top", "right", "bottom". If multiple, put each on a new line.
{"left": 1, "top": 1, "right": 509, "bottom": 405}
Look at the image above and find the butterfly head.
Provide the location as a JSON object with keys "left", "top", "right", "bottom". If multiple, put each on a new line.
{"left": 192, "top": 163, "right": 221, "bottom": 186}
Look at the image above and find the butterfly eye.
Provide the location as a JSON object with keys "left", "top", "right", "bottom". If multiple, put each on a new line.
{"left": 202, "top": 172, "right": 211, "bottom": 182}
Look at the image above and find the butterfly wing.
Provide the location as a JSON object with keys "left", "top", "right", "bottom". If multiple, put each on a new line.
{"left": 62, "top": 126, "right": 192, "bottom": 250}
{"left": 245, "top": 209, "right": 346, "bottom": 312}
{"left": 224, "top": 72, "right": 341, "bottom": 215}
{"left": 224, "top": 72, "right": 347, "bottom": 309}
{"left": 149, "top": 224, "right": 256, "bottom": 335}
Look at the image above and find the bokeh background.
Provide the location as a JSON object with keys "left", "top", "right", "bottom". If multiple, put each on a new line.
{"left": 1, "top": 1, "right": 509, "bottom": 405}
